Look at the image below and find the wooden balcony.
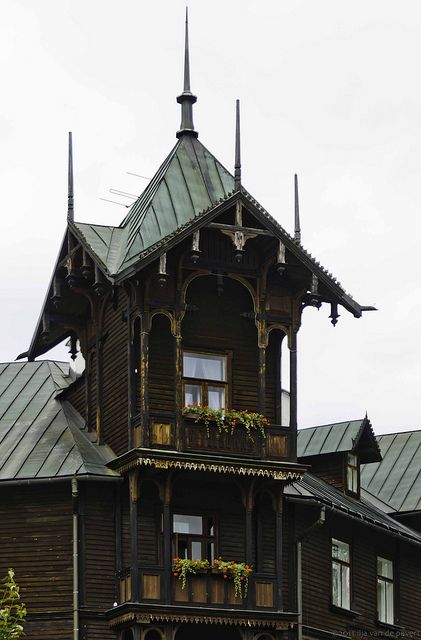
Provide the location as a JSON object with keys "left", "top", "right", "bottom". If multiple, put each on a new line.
{"left": 183, "top": 417, "right": 290, "bottom": 460}
{"left": 118, "top": 567, "right": 277, "bottom": 610}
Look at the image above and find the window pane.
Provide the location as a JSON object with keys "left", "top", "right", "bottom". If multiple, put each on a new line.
{"left": 178, "top": 539, "right": 189, "bottom": 559}
{"left": 378, "top": 579, "right": 386, "bottom": 622}
{"left": 208, "top": 386, "right": 225, "bottom": 410}
{"left": 377, "top": 556, "right": 393, "bottom": 579}
{"left": 184, "top": 353, "right": 227, "bottom": 381}
{"left": 348, "top": 453, "right": 357, "bottom": 466}
{"left": 332, "top": 561, "right": 340, "bottom": 606}
{"left": 173, "top": 515, "right": 203, "bottom": 534}
{"left": 386, "top": 581, "right": 394, "bottom": 624}
{"left": 341, "top": 565, "right": 350, "bottom": 609}
{"left": 332, "top": 539, "right": 349, "bottom": 562}
{"left": 185, "top": 384, "right": 202, "bottom": 406}
{"left": 208, "top": 542, "right": 215, "bottom": 563}
{"left": 191, "top": 540, "right": 202, "bottom": 560}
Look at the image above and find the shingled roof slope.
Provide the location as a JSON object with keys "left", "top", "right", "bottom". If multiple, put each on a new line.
{"left": 285, "top": 472, "right": 421, "bottom": 545}
{"left": 361, "top": 430, "right": 421, "bottom": 513}
{"left": 0, "top": 361, "right": 117, "bottom": 481}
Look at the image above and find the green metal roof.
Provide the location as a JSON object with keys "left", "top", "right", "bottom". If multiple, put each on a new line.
{"left": 285, "top": 472, "right": 421, "bottom": 545}
{"left": 298, "top": 418, "right": 381, "bottom": 463}
{"left": 361, "top": 430, "right": 421, "bottom": 513}
{"left": 0, "top": 361, "right": 118, "bottom": 482}
{"left": 74, "top": 135, "right": 234, "bottom": 276}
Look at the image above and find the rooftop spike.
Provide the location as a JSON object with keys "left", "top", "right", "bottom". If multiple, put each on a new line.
{"left": 294, "top": 173, "right": 301, "bottom": 243}
{"left": 67, "top": 132, "right": 74, "bottom": 222}
{"left": 234, "top": 99, "right": 241, "bottom": 191}
{"left": 176, "top": 7, "right": 198, "bottom": 139}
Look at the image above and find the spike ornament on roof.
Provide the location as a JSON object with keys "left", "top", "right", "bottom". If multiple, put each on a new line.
{"left": 176, "top": 8, "right": 198, "bottom": 138}
{"left": 67, "top": 132, "right": 74, "bottom": 222}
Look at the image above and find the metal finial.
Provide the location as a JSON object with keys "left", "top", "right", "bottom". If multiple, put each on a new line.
{"left": 234, "top": 99, "right": 241, "bottom": 191}
{"left": 176, "top": 7, "right": 198, "bottom": 138}
{"left": 294, "top": 173, "right": 301, "bottom": 243}
{"left": 67, "top": 132, "right": 74, "bottom": 222}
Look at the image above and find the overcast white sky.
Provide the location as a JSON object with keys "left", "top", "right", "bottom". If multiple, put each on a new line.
{"left": 1, "top": 0, "right": 420, "bottom": 434}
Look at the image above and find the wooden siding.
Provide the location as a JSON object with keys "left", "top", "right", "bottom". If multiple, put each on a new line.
{"left": 294, "top": 506, "right": 421, "bottom": 634}
{"left": 81, "top": 617, "right": 117, "bottom": 640}
{"left": 83, "top": 484, "right": 116, "bottom": 609}
{"left": 102, "top": 291, "right": 129, "bottom": 455}
{"left": 149, "top": 314, "right": 175, "bottom": 415}
{"left": 0, "top": 485, "right": 73, "bottom": 614}
{"left": 303, "top": 453, "right": 345, "bottom": 491}
{"left": 65, "top": 375, "right": 87, "bottom": 421}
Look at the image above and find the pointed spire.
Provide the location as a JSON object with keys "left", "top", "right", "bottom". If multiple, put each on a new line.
{"left": 176, "top": 7, "right": 198, "bottom": 138}
{"left": 294, "top": 173, "right": 301, "bottom": 243}
{"left": 67, "top": 132, "right": 74, "bottom": 222}
{"left": 234, "top": 99, "right": 241, "bottom": 191}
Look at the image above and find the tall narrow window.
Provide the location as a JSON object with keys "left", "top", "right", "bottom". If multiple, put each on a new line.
{"left": 332, "top": 538, "right": 351, "bottom": 609}
{"left": 183, "top": 351, "right": 227, "bottom": 410}
{"left": 377, "top": 556, "right": 394, "bottom": 624}
{"left": 346, "top": 453, "right": 359, "bottom": 494}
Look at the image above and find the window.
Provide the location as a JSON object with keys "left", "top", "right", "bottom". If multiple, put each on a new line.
{"left": 332, "top": 538, "right": 351, "bottom": 609}
{"left": 377, "top": 556, "right": 394, "bottom": 624}
{"left": 346, "top": 453, "right": 359, "bottom": 494}
{"left": 183, "top": 351, "right": 227, "bottom": 410}
{"left": 172, "top": 513, "right": 215, "bottom": 562}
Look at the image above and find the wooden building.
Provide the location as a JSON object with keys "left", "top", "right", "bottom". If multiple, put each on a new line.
{"left": 1, "top": 13, "right": 420, "bottom": 640}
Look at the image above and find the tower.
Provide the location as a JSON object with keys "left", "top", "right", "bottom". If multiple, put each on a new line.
{"left": 10, "top": 11, "right": 375, "bottom": 640}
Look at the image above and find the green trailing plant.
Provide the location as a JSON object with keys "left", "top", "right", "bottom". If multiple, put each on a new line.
{"left": 213, "top": 558, "right": 252, "bottom": 599}
{"left": 182, "top": 404, "right": 268, "bottom": 439}
{"left": 0, "top": 569, "right": 26, "bottom": 640}
{"left": 172, "top": 558, "right": 211, "bottom": 589}
{"left": 171, "top": 557, "right": 252, "bottom": 599}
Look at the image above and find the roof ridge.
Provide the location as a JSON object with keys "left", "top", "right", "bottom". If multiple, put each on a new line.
{"left": 299, "top": 418, "right": 364, "bottom": 431}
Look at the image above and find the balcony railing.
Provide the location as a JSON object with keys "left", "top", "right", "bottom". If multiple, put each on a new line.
{"left": 147, "top": 415, "right": 290, "bottom": 460}
{"left": 118, "top": 567, "right": 277, "bottom": 610}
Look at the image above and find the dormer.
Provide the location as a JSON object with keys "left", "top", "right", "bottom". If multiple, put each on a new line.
{"left": 297, "top": 416, "right": 382, "bottom": 497}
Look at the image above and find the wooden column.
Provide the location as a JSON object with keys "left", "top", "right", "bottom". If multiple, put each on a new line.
{"left": 140, "top": 313, "right": 149, "bottom": 447}
{"left": 258, "top": 346, "right": 266, "bottom": 415}
{"left": 129, "top": 471, "right": 139, "bottom": 602}
{"left": 174, "top": 322, "right": 183, "bottom": 451}
{"left": 114, "top": 486, "right": 123, "bottom": 604}
{"left": 289, "top": 331, "right": 298, "bottom": 460}
{"left": 245, "top": 481, "right": 255, "bottom": 609}
{"left": 275, "top": 490, "right": 284, "bottom": 611}
{"left": 162, "top": 473, "right": 173, "bottom": 604}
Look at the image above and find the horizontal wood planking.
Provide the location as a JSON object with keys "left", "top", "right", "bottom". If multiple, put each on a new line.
{"left": 0, "top": 485, "right": 73, "bottom": 614}
{"left": 83, "top": 485, "right": 116, "bottom": 609}
{"left": 102, "top": 292, "right": 129, "bottom": 455}
{"left": 149, "top": 314, "right": 175, "bottom": 415}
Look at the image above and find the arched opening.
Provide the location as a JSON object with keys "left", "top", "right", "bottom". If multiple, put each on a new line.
{"left": 182, "top": 275, "right": 258, "bottom": 414}
{"left": 175, "top": 623, "right": 242, "bottom": 640}
{"left": 121, "top": 629, "right": 134, "bottom": 640}
{"left": 144, "top": 628, "right": 163, "bottom": 640}
{"left": 171, "top": 474, "right": 245, "bottom": 563}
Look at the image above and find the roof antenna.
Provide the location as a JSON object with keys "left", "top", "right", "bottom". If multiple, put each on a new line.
{"left": 67, "top": 132, "right": 74, "bottom": 222}
{"left": 234, "top": 99, "right": 241, "bottom": 191}
{"left": 176, "top": 7, "right": 198, "bottom": 138}
{"left": 294, "top": 173, "right": 301, "bottom": 243}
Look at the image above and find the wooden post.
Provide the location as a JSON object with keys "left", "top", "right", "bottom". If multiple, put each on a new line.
{"left": 127, "top": 296, "right": 134, "bottom": 450}
{"left": 258, "top": 346, "right": 266, "bottom": 416}
{"left": 275, "top": 491, "right": 283, "bottom": 611}
{"left": 129, "top": 471, "right": 139, "bottom": 602}
{"left": 289, "top": 331, "right": 298, "bottom": 460}
{"left": 174, "top": 322, "right": 183, "bottom": 451}
{"left": 162, "top": 474, "right": 173, "bottom": 604}
{"left": 140, "top": 314, "right": 149, "bottom": 447}
{"left": 115, "top": 486, "right": 122, "bottom": 604}
{"left": 245, "top": 481, "right": 254, "bottom": 609}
